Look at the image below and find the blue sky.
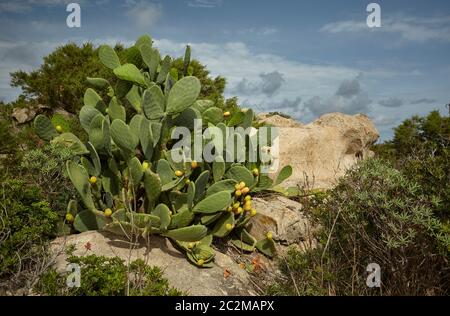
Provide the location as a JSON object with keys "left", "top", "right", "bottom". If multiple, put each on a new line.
{"left": 1, "top": 0, "right": 450, "bottom": 140}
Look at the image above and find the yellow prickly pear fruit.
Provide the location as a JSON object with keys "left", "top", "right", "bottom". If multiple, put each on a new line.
{"left": 233, "top": 202, "right": 240, "bottom": 210}
{"left": 252, "top": 168, "right": 259, "bottom": 176}
{"left": 191, "top": 160, "right": 198, "bottom": 169}
{"left": 65, "top": 213, "right": 74, "bottom": 222}
{"left": 243, "top": 202, "right": 252, "bottom": 211}
{"left": 225, "top": 223, "right": 233, "bottom": 231}
{"left": 266, "top": 232, "right": 273, "bottom": 240}
{"left": 185, "top": 179, "right": 191, "bottom": 185}
{"left": 244, "top": 195, "right": 252, "bottom": 202}
{"left": 237, "top": 207, "right": 243, "bottom": 214}
{"left": 227, "top": 206, "right": 233, "bottom": 212}
{"left": 56, "top": 125, "right": 63, "bottom": 133}
{"left": 197, "top": 259, "right": 204, "bottom": 267}
{"left": 188, "top": 242, "right": 195, "bottom": 249}
{"left": 142, "top": 161, "right": 149, "bottom": 171}
{"left": 234, "top": 183, "right": 240, "bottom": 190}
{"left": 235, "top": 190, "right": 242, "bottom": 197}
{"left": 241, "top": 187, "right": 250, "bottom": 195}
{"left": 89, "top": 176, "right": 97, "bottom": 184}
{"left": 175, "top": 170, "right": 184, "bottom": 177}
{"left": 223, "top": 111, "right": 231, "bottom": 118}
{"left": 250, "top": 208, "right": 257, "bottom": 217}
{"left": 104, "top": 208, "right": 112, "bottom": 217}
{"left": 239, "top": 182, "right": 246, "bottom": 189}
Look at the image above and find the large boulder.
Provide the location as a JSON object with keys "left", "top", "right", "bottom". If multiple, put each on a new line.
{"left": 260, "top": 112, "right": 379, "bottom": 189}
{"left": 51, "top": 231, "right": 258, "bottom": 296}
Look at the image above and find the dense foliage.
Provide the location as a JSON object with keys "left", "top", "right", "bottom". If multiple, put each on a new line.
{"left": 270, "top": 110, "right": 450, "bottom": 296}
{"left": 0, "top": 180, "right": 58, "bottom": 279}
{"left": 9, "top": 42, "right": 234, "bottom": 114}
{"left": 36, "top": 255, "right": 183, "bottom": 296}
{"left": 374, "top": 110, "right": 450, "bottom": 222}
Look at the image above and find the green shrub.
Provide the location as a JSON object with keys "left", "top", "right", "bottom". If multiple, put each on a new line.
{"left": 20, "top": 143, "right": 77, "bottom": 216}
{"left": 0, "top": 180, "right": 58, "bottom": 278}
{"left": 35, "top": 255, "right": 183, "bottom": 296}
{"left": 374, "top": 110, "right": 450, "bottom": 225}
{"left": 270, "top": 159, "right": 450, "bottom": 296}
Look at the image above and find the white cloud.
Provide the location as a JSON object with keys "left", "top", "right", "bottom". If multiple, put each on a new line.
{"left": 321, "top": 14, "right": 450, "bottom": 43}
{"left": 235, "top": 27, "right": 278, "bottom": 36}
{"left": 153, "top": 38, "right": 361, "bottom": 121}
{"left": 125, "top": 1, "right": 162, "bottom": 29}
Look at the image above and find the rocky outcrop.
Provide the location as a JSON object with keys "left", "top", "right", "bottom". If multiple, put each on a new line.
{"left": 50, "top": 196, "right": 314, "bottom": 296}
{"left": 260, "top": 112, "right": 379, "bottom": 189}
{"left": 51, "top": 231, "right": 258, "bottom": 296}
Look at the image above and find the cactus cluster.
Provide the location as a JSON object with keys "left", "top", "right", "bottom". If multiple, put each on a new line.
{"left": 34, "top": 35, "right": 291, "bottom": 267}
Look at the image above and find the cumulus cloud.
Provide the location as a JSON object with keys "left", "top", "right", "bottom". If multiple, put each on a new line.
{"left": 233, "top": 71, "right": 284, "bottom": 97}
{"left": 336, "top": 78, "right": 361, "bottom": 98}
{"left": 125, "top": 1, "right": 162, "bottom": 29}
{"left": 304, "top": 93, "right": 372, "bottom": 117}
{"left": 280, "top": 97, "right": 302, "bottom": 110}
{"left": 260, "top": 71, "right": 284, "bottom": 96}
{"left": 303, "top": 77, "right": 372, "bottom": 117}
{"left": 234, "top": 78, "right": 258, "bottom": 95}
{"left": 379, "top": 97, "right": 404, "bottom": 108}
{"left": 321, "top": 14, "right": 450, "bottom": 43}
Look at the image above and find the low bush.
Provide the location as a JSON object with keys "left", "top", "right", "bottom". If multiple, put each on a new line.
{"left": 35, "top": 255, "right": 183, "bottom": 296}
{"left": 269, "top": 159, "right": 450, "bottom": 296}
{"left": 0, "top": 180, "right": 58, "bottom": 280}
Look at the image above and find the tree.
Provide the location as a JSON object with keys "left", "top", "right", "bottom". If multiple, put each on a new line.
{"left": 10, "top": 43, "right": 123, "bottom": 113}
{"left": 10, "top": 43, "right": 235, "bottom": 114}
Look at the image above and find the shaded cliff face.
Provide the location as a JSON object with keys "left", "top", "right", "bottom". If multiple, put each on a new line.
{"left": 258, "top": 112, "right": 379, "bottom": 189}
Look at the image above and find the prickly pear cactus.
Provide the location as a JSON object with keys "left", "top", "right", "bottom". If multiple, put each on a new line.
{"left": 33, "top": 34, "right": 292, "bottom": 268}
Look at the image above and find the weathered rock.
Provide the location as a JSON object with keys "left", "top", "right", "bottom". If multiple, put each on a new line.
{"left": 257, "top": 113, "right": 303, "bottom": 128}
{"left": 249, "top": 196, "right": 315, "bottom": 247}
{"left": 51, "top": 231, "right": 258, "bottom": 296}
{"left": 258, "top": 112, "right": 379, "bottom": 189}
{"left": 12, "top": 107, "right": 37, "bottom": 124}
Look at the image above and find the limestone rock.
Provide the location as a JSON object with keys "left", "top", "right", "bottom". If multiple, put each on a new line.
{"left": 12, "top": 107, "right": 37, "bottom": 124}
{"left": 258, "top": 112, "right": 379, "bottom": 189}
{"left": 51, "top": 231, "right": 257, "bottom": 296}
{"left": 249, "top": 196, "right": 315, "bottom": 246}
{"left": 257, "top": 113, "right": 302, "bottom": 128}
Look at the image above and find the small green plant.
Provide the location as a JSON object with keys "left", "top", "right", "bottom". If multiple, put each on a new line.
{"left": 33, "top": 35, "right": 292, "bottom": 267}
{"left": 35, "top": 255, "right": 183, "bottom": 296}
{"left": 0, "top": 180, "right": 58, "bottom": 279}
